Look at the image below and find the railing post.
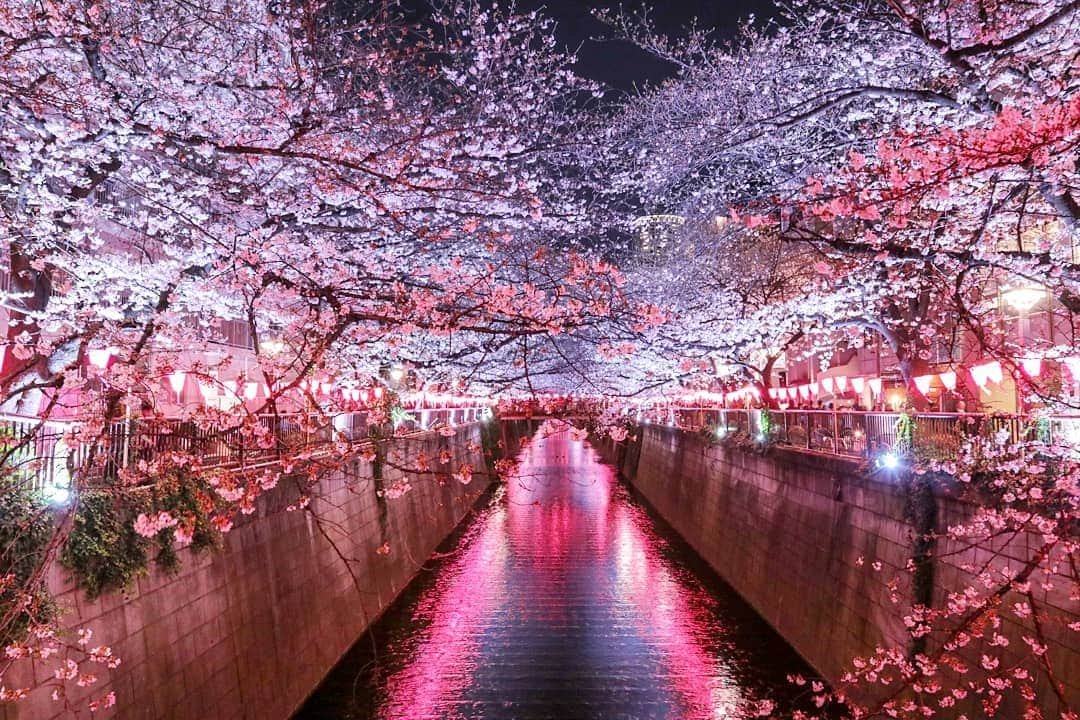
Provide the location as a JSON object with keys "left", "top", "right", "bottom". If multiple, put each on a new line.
{"left": 832, "top": 411, "right": 839, "bottom": 454}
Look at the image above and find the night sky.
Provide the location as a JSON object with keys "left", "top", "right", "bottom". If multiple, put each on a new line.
{"left": 513, "top": 0, "right": 781, "bottom": 92}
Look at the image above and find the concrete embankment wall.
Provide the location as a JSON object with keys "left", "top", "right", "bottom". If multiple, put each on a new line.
{"left": 602, "top": 425, "right": 1078, "bottom": 715}
{"left": 5, "top": 421, "right": 534, "bottom": 720}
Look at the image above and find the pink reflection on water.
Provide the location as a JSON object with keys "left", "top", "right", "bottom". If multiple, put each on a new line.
{"left": 611, "top": 499, "right": 747, "bottom": 717}
{"left": 376, "top": 422, "right": 751, "bottom": 719}
{"left": 377, "top": 491, "right": 510, "bottom": 719}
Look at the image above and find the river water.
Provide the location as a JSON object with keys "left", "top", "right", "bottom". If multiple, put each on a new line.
{"left": 296, "top": 422, "right": 822, "bottom": 719}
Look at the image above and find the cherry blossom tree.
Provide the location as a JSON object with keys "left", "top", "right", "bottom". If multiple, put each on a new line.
{"left": 598, "top": 0, "right": 1080, "bottom": 407}
{"left": 597, "top": 1, "right": 1080, "bottom": 717}
{"left": 0, "top": 0, "right": 643, "bottom": 709}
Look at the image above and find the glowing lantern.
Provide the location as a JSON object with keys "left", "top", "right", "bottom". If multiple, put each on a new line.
{"left": 820, "top": 377, "right": 835, "bottom": 394}
{"left": 913, "top": 375, "right": 934, "bottom": 395}
{"left": 867, "top": 378, "right": 882, "bottom": 396}
{"left": 88, "top": 347, "right": 117, "bottom": 369}
{"left": 198, "top": 381, "right": 217, "bottom": 402}
{"left": 939, "top": 371, "right": 957, "bottom": 391}
{"left": 1021, "top": 358, "right": 1042, "bottom": 378}
{"left": 851, "top": 377, "right": 865, "bottom": 394}
{"left": 373, "top": 386, "right": 384, "bottom": 400}
{"left": 971, "top": 361, "right": 1003, "bottom": 388}
{"left": 244, "top": 382, "right": 259, "bottom": 400}
{"left": 1062, "top": 357, "right": 1080, "bottom": 381}
{"left": 168, "top": 372, "right": 187, "bottom": 401}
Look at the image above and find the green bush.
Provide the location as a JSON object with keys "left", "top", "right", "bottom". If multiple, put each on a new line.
{"left": 61, "top": 490, "right": 152, "bottom": 599}
{"left": 0, "top": 485, "right": 56, "bottom": 645}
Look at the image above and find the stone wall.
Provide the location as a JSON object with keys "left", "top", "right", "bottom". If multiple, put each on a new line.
{"left": 4, "top": 421, "right": 524, "bottom": 720}
{"left": 605, "top": 425, "right": 1079, "bottom": 716}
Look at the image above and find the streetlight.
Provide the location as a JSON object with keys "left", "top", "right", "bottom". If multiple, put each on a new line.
{"left": 1001, "top": 283, "right": 1045, "bottom": 413}
{"left": 1001, "top": 284, "right": 1043, "bottom": 315}
{"left": 259, "top": 337, "right": 285, "bottom": 355}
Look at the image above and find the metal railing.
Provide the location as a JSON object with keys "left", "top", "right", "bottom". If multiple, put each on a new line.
{"left": 0, "top": 406, "right": 489, "bottom": 496}
{"left": 642, "top": 407, "right": 1080, "bottom": 461}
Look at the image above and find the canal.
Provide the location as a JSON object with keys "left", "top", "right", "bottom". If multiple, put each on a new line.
{"left": 296, "top": 422, "right": 823, "bottom": 719}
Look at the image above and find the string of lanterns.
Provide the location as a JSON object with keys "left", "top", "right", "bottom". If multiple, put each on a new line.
{"left": 78, "top": 348, "right": 492, "bottom": 410}
{"left": 686, "top": 357, "right": 1070, "bottom": 408}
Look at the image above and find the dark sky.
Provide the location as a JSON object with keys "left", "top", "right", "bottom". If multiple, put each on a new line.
{"left": 513, "top": 0, "right": 780, "bottom": 92}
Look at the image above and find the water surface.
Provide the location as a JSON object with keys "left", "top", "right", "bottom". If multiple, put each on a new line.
{"left": 297, "top": 422, "right": 821, "bottom": 719}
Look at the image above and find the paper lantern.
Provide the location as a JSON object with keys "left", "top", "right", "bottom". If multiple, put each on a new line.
{"left": 168, "top": 372, "right": 187, "bottom": 398}
{"left": 88, "top": 348, "right": 114, "bottom": 369}
{"left": 835, "top": 376, "right": 848, "bottom": 392}
{"left": 851, "top": 377, "right": 865, "bottom": 394}
{"left": 243, "top": 382, "right": 259, "bottom": 400}
{"left": 1021, "top": 358, "right": 1042, "bottom": 378}
{"left": 198, "top": 381, "right": 217, "bottom": 401}
{"left": 821, "top": 377, "right": 835, "bottom": 394}
{"left": 971, "top": 361, "right": 1003, "bottom": 387}
{"left": 1062, "top": 357, "right": 1080, "bottom": 381}
{"left": 938, "top": 371, "right": 957, "bottom": 391}
{"left": 913, "top": 375, "right": 934, "bottom": 395}
{"left": 867, "top": 377, "right": 882, "bottom": 395}
{"left": 798, "top": 385, "right": 810, "bottom": 400}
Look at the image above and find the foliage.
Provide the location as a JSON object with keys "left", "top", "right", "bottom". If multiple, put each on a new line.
{"left": 894, "top": 412, "right": 915, "bottom": 454}
{"left": 60, "top": 490, "right": 151, "bottom": 599}
{"left": 0, "top": 485, "right": 54, "bottom": 647}
{"left": 60, "top": 461, "right": 225, "bottom": 599}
